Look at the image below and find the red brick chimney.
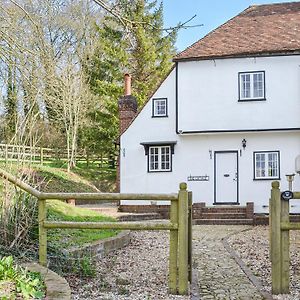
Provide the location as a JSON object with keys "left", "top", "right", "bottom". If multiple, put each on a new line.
{"left": 118, "top": 74, "right": 138, "bottom": 136}
{"left": 117, "top": 74, "right": 138, "bottom": 193}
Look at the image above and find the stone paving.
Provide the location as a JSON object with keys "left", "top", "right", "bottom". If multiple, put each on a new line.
{"left": 193, "top": 225, "right": 264, "bottom": 300}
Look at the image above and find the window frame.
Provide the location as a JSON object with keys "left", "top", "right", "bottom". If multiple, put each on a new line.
{"left": 253, "top": 150, "right": 280, "bottom": 180}
{"left": 238, "top": 71, "right": 266, "bottom": 102}
{"left": 148, "top": 145, "right": 172, "bottom": 172}
{"left": 152, "top": 98, "right": 168, "bottom": 117}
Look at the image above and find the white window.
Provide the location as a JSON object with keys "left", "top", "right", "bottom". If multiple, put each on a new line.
{"left": 152, "top": 98, "right": 167, "bottom": 117}
{"left": 149, "top": 146, "right": 171, "bottom": 171}
{"left": 254, "top": 151, "right": 280, "bottom": 180}
{"left": 239, "top": 71, "right": 265, "bottom": 100}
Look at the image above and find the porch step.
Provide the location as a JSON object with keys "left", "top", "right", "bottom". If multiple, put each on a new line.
{"left": 193, "top": 219, "right": 253, "bottom": 225}
{"left": 200, "top": 212, "right": 247, "bottom": 219}
{"left": 200, "top": 207, "right": 247, "bottom": 214}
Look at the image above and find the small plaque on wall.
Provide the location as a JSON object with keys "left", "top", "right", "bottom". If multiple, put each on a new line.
{"left": 187, "top": 175, "right": 209, "bottom": 181}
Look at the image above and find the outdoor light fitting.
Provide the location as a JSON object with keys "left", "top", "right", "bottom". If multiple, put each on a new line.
{"left": 242, "top": 139, "right": 247, "bottom": 150}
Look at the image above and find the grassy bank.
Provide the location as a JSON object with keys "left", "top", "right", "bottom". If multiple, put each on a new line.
{"left": 0, "top": 161, "right": 118, "bottom": 273}
{"left": 47, "top": 200, "right": 117, "bottom": 249}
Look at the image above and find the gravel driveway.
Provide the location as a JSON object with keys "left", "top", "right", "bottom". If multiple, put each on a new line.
{"left": 68, "top": 231, "right": 189, "bottom": 300}
{"left": 228, "top": 225, "right": 300, "bottom": 300}
{"left": 66, "top": 225, "right": 300, "bottom": 299}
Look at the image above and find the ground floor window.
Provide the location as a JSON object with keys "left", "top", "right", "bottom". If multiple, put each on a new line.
{"left": 140, "top": 141, "right": 176, "bottom": 173}
{"left": 254, "top": 151, "right": 280, "bottom": 180}
{"left": 149, "top": 146, "right": 171, "bottom": 172}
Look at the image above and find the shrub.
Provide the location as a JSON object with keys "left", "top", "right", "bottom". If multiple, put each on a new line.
{"left": 0, "top": 256, "right": 45, "bottom": 299}
{"left": 0, "top": 188, "right": 38, "bottom": 259}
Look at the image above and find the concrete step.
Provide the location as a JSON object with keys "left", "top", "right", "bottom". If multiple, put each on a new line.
{"left": 193, "top": 218, "right": 253, "bottom": 225}
{"left": 200, "top": 212, "right": 247, "bottom": 219}
{"left": 117, "top": 213, "right": 162, "bottom": 222}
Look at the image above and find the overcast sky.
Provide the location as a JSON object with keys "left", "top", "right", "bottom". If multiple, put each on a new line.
{"left": 163, "top": 0, "right": 298, "bottom": 52}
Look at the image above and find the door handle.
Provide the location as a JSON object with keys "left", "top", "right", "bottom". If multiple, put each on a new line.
{"left": 224, "top": 174, "right": 230, "bottom": 177}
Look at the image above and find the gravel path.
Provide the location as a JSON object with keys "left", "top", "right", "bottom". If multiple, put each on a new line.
{"left": 228, "top": 225, "right": 300, "bottom": 300}
{"left": 66, "top": 225, "right": 300, "bottom": 299}
{"left": 67, "top": 231, "right": 189, "bottom": 300}
{"left": 193, "top": 225, "right": 264, "bottom": 300}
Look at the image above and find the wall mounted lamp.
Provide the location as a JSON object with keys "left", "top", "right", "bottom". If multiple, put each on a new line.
{"left": 242, "top": 139, "right": 247, "bottom": 150}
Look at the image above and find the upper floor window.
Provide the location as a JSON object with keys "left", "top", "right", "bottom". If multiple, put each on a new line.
{"left": 239, "top": 71, "right": 265, "bottom": 101}
{"left": 254, "top": 151, "right": 280, "bottom": 180}
{"left": 152, "top": 98, "right": 167, "bottom": 117}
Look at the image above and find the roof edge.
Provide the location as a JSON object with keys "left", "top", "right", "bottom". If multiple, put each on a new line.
{"left": 173, "top": 49, "right": 300, "bottom": 62}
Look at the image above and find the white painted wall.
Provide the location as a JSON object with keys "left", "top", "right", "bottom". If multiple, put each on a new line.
{"left": 177, "top": 55, "right": 300, "bottom": 132}
{"left": 120, "top": 69, "right": 179, "bottom": 196}
{"left": 120, "top": 56, "right": 300, "bottom": 213}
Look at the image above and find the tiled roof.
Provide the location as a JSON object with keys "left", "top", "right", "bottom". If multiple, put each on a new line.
{"left": 174, "top": 2, "right": 300, "bottom": 61}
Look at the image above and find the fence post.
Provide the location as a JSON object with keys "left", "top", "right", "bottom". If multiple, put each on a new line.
{"left": 38, "top": 199, "right": 47, "bottom": 267}
{"left": 188, "top": 191, "right": 193, "bottom": 283}
{"left": 281, "top": 193, "right": 290, "bottom": 293}
{"left": 271, "top": 181, "right": 282, "bottom": 294}
{"left": 169, "top": 198, "right": 178, "bottom": 294}
{"left": 269, "top": 197, "right": 273, "bottom": 263}
{"left": 40, "top": 147, "right": 43, "bottom": 165}
{"left": 178, "top": 182, "right": 189, "bottom": 295}
{"left": 5, "top": 145, "right": 8, "bottom": 162}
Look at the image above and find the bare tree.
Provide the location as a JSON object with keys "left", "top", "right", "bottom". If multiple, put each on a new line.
{"left": 0, "top": 0, "right": 102, "bottom": 169}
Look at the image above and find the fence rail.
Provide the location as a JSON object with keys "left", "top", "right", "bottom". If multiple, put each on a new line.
{"left": 0, "top": 168, "right": 192, "bottom": 295}
{"left": 270, "top": 181, "right": 300, "bottom": 295}
{"left": 0, "top": 143, "right": 109, "bottom": 165}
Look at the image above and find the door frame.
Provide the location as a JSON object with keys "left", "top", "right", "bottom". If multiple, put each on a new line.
{"left": 214, "top": 150, "right": 239, "bottom": 205}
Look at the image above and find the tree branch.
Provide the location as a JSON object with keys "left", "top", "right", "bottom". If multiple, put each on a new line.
{"left": 92, "top": 0, "right": 203, "bottom": 33}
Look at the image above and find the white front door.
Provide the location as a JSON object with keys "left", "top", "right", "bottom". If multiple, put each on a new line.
{"left": 214, "top": 151, "right": 239, "bottom": 204}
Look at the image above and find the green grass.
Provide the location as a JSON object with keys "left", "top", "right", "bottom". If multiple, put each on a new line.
{"left": 0, "top": 159, "right": 116, "bottom": 193}
{"left": 47, "top": 200, "right": 118, "bottom": 249}
{"left": 0, "top": 161, "right": 119, "bottom": 256}
{"left": 42, "top": 160, "right": 116, "bottom": 192}
{"left": 34, "top": 165, "right": 99, "bottom": 193}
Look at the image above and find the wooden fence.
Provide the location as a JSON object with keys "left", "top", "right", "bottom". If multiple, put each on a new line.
{"left": 269, "top": 181, "right": 300, "bottom": 294}
{"left": 0, "top": 143, "right": 109, "bottom": 166}
{"left": 0, "top": 168, "right": 192, "bottom": 295}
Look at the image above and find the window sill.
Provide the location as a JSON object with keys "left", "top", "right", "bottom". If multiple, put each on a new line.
{"left": 148, "top": 170, "right": 172, "bottom": 173}
{"left": 151, "top": 115, "right": 168, "bottom": 118}
{"left": 253, "top": 177, "right": 281, "bottom": 181}
{"left": 238, "top": 98, "right": 266, "bottom": 102}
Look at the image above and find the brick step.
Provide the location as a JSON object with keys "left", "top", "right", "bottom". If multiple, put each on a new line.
{"left": 117, "top": 213, "right": 162, "bottom": 222}
{"left": 199, "top": 212, "right": 247, "bottom": 219}
{"left": 199, "top": 207, "right": 247, "bottom": 214}
{"left": 193, "top": 219, "right": 253, "bottom": 225}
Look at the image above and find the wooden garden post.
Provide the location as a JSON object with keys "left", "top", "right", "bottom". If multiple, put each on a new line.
{"left": 281, "top": 191, "right": 290, "bottom": 293}
{"left": 169, "top": 198, "right": 178, "bottom": 294}
{"left": 271, "top": 181, "right": 282, "bottom": 294}
{"left": 178, "top": 182, "right": 189, "bottom": 295}
{"left": 38, "top": 199, "right": 47, "bottom": 267}
{"left": 269, "top": 197, "right": 273, "bottom": 262}
{"left": 188, "top": 191, "right": 193, "bottom": 283}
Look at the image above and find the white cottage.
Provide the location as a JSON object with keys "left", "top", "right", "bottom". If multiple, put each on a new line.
{"left": 118, "top": 2, "right": 300, "bottom": 219}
